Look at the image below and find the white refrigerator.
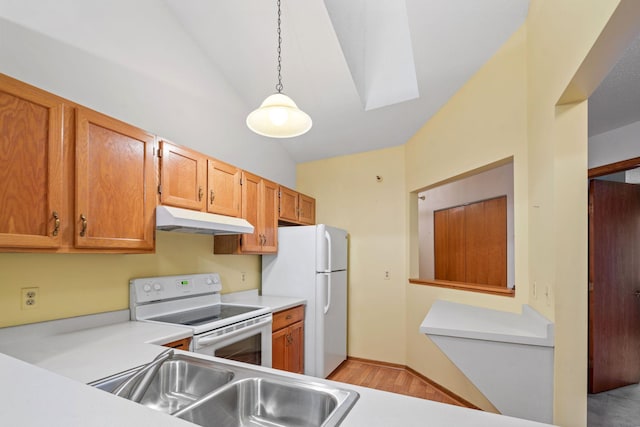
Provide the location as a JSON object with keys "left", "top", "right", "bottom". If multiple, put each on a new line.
{"left": 261, "top": 224, "right": 348, "bottom": 378}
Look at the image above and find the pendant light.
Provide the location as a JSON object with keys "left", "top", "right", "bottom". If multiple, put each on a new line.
{"left": 246, "top": 0, "right": 312, "bottom": 138}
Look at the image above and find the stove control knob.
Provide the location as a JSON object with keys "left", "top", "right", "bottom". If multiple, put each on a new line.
{"left": 153, "top": 283, "right": 162, "bottom": 292}
{"left": 142, "top": 284, "right": 152, "bottom": 293}
{"left": 206, "top": 278, "right": 213, "bottom": 286}
{"left": 212, "top": 276, "right": 220, "bottom": 284}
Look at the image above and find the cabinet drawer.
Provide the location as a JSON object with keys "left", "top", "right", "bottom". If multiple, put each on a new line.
{"left": 272, "top": 305, "right": 305, "bottom": 331}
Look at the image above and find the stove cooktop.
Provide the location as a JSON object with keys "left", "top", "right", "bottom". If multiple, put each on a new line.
{"left": 147, "top": 304, "right": 263, "bottom": 327}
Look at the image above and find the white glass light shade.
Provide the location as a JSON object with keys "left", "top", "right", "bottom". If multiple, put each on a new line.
{"left": 246, "top": 93, "right": 312, "bottom": 138}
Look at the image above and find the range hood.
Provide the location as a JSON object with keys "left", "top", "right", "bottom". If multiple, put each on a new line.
{"left": 156, "top": 206, "right": 254, "bottom": 235}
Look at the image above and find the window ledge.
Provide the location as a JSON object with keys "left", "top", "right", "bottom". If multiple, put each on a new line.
{"left": 408, "top": 278, "right": 515, "bottom": 297}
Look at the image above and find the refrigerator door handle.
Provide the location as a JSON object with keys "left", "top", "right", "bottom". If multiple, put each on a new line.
{"left": 323, "top": 273, "right": 332, "bottom": 314}
{"left": 324, "top": 230, "right": 332, "bottom": 272}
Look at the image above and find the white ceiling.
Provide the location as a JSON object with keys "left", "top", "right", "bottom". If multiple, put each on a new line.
{"left": 162, "top": 0, "right": 530, "bottom": 163}
{"left": 0, "top": 0, "right": 634, "bottom": 163}
{"left": 588, "top": 32, "right": 640, "bottom": 137}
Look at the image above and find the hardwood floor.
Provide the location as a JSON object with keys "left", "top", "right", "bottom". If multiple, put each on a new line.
{"left": 327, "top": 358, "right": 474, "bottom": 408}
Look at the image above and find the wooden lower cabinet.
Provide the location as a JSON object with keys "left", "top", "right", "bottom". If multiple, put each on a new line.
{"left": 271, "top": 305, "right": 304, "bottom": 374}
{"left": 163, "top": 337, "right": 192, "bottom": 351}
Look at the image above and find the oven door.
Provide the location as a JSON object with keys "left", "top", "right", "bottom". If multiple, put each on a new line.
{"left": 192, "top": 314, "right": 272, "bottom": 368}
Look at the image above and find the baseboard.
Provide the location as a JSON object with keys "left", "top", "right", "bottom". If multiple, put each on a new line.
{"left": 343, "top": 356, "right": 481, "bottom": 410}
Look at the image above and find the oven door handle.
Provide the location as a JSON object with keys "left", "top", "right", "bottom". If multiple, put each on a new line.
{"left": 195, "top": 316, "right": 272, "bottom": 348}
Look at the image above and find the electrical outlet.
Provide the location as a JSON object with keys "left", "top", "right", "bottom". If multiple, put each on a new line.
{"left": 21, "top": 287, "right": 39, "bottom": 310}
{"left": 241, "top": 272, "right": 246, "bottom": 282}
{"left": 384, "top": 270, "right": 390, "bottom": 280}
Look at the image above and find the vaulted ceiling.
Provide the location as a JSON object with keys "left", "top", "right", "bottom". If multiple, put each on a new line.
{"left": 0, "top": 0, "right": 635, "bottom": 163}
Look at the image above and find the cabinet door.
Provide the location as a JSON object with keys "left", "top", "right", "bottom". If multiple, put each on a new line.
{"left": 207, "top": 159, "right": 241, "bottom": 217}
{"left": 278, "top": 186, "right": 299, "bottom": 223}
{"left": 160, "top": 140, "right": 206, "bottom": 211}
{"left": 75, "top": 108, "right": 155, "bottom": 250}
{"left": 240, "top": 171, "right": 262, "bottom": 252}
{"left": 272, "top": 327, "right": 288, "bottom": 371}
{"left": 298, "top": 194, "right": 316, "bottom": 225}
{"left": 261, "top": 179, "right": 279, "bottom": 253}
{"left": 0, "top": 77, "right": 64, "bottom": 248}
{"left": 288, "top": 321, "right": 305, "bottom": 374}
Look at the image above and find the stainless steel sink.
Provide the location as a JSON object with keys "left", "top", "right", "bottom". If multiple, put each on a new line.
{"left": 90, "top": 354, "right": 235, "bottom": 413}
{"left": 174, "top": 376, "right": 356, "bottom": 427}
{"left": 90, "top": 353, "right": 358, "bottom": 426}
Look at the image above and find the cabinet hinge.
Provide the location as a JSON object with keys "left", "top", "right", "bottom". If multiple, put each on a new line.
{"left": 278, "top": 190, "right": 281, "bottom": 198}
{"left": 588, "top": 281, "right": 594, "bottom": 292}
{"left": 157, "top": 184, "right": 162, "bottom": 194}
{"left": 157, "top": 148, "right": 162, "bottom": 158}
{"left": 240, "top": 177, "right": 243, "bottom": 185}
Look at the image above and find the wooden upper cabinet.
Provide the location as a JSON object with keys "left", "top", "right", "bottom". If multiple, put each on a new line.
{"left": 0, "top": 76, "right": 65, "bottom": 249}
{"left": 279, "top": 186, "right": 300, "bottom": 223}
{"left": 207, "top": 159, "right": 241, "bottom": 217}
{"left": 159, "top": 140, "right": 207, "bottom": 211}
{"left": 278, "top": 186, "right": 316, "bottom": 225}
{"left": 238, "top": 171, "right": 262, "bottom": 252}
{"left": 261, "top": 179, "right": 278, "bottom": 252}
{"left": 298, "top": 193, "right": 316, "bottom": 225}
{"left": 75, "top": 108, "right": 156, "bottom": 250}
{"left": 214, "top": 171, "right": 278, "bottom": 254}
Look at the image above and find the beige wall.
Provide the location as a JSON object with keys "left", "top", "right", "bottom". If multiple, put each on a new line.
{"left": 404, "top": 25, "right": 529, "bottom": 413}
{"left": 298, "top": 0, "right": 622, "bottom": 424}
{"left": 527, "top": 1, "right": 620, "bottom": 424}
{"left": 0, "top": 232, "right": 260, "bottom": 328}
{"left": 297, "top": 146, "right": 407, "bottom": 365}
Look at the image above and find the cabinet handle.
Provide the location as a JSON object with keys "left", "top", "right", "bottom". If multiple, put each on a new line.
{"left": 286, "top": 314, "right": 293, "bottom": 320}
{"left": 286, "top": 334, "right": 293, "bottom": 345}
{"left": 198, "top": 186, "right": 203, "bottom": 201}
{"left": 52, "top": 211, "right": 60, "bottom": 236}
{"left": 79, "top": 214, "right": 87, "bottom": 237}
{"left": 210, "top": 190, "right": 215, "bottom": 204}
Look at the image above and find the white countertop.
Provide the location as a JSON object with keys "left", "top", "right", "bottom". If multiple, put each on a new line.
{"left": 0, "top": 300, "right": 554, "bottom": 427}
{"left": 421, "top": 300, "right": 554, "bottom": 347}
{"left": 0, "top": 310, "right": 192, "bottom": 383}
{"left": 222, "top": 289, "right": 306, "bottom": 312}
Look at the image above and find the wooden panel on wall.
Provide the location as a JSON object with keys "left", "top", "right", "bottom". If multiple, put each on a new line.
{"left": 434, "top": 196, "right": 506, "bottom": 287}
{"left": 484, "top": 197, "right": 507, "bottom": 287}
{"left": 434, "top": 207, "right": 465, "bottom": 282}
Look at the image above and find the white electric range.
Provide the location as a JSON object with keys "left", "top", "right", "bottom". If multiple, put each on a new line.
{"left": 130, "top": 273, "right": 272, "bottom": 367}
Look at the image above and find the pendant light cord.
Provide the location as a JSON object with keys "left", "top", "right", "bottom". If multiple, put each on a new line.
{"left": 276, "top": 0, "right": 283, "bottom": 94}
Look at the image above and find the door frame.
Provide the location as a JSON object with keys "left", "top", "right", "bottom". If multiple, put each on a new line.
{"left": 588, "top": 156, "right": 640, "bottom": 179}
